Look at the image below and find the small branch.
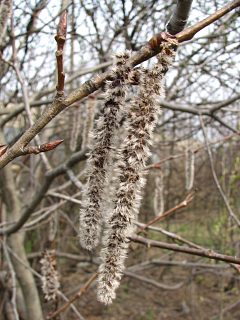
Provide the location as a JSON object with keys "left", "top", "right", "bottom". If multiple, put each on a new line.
{"left": 123, "top": 270, "right": 184, "bottom": 290}
{"left": 10, "top": 11, "right": 52, "bottom": 170}
{"left": 20, "top": 140, "right": 64, "bottom": 156}
{"left": 131, "top": 235, "right": 240, "bottom": 265}
{"left": 47, "top": 273, "right": 98, "bottom": 319}
{"left": 176, "top": 0, "right": 240, "bottom": 42}
{"left": 47, "top": 191, "right": 81, "bottom": 205}
{"left": 159, "top": 98, "right": 240, "bottom": 134}
{"left": 146, "top": 133, "right": 239, "bottom": 171}
{"left": 0, "top": 148, "right": 87, "bottom": 235}
{"left": 166, "top": 0, "right": 193, "bottom": 34}
{"left": 137, "top": 192, "right": 194, "bottom": 234}
{"left": 66, "top": 168, "right": 83, "bottom": 189}
{"left": 135, "top": 222, "right": 240, "bottom": 271}
{"left": 55, "top": 10, "right": 67, "bottom": 97}
{"left": 136, "top": 222, "right": 203, "bottom": 250}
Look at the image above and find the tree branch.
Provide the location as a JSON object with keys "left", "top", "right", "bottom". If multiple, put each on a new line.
{"left": 0, "top": 149, "right": 87, "bottom": 235}
{"left": 131, "top": 235, "right": 240, "bottom": 265}
{"left": 176, "top": 0, "right": 240, "bottom": 42}
{"left": 55, "top": 10, "right": 67, "bottom": 97}
{"left": 166, "top": 0, "right": 193, "bottom": 35}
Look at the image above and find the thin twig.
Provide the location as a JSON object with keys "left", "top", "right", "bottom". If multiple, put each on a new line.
{"left": 137, "top": 192, "right": 194, "bottom": 234}
{"left": 47, "top": 273, "right": 98, "bottom": 320}
{"left": 131, "top": 235, "right": 240, "bottom": 265}
{"left": 199, "top": 115, "right": 240, "bottom": 227}
{"left": 145, "top": 132, "right": 239, "bottom": 170}
{"left": 123, "top": 270, "right": 184, "bottom": 290}
{"left": 55, "top": 10, "right": 67, "bottom": 97}
{"left": 10, "top": 13, "right": 51, "bottom": 170}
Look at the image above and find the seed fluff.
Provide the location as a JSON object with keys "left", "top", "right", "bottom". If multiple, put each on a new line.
{"left": 79, "top": 52, "right": 132, "bottom": 250}
{"left": 40, "top": 249, "right": 60, "bottom": 301}
{"left": 97, "top": 40, "right": 178, "bottom": 304}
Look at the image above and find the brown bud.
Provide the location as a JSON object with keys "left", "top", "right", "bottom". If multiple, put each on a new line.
{"left": 0, "top": 145, "right": 8, "bottom": 157}
{"left": 40, "top": 140, "right": 64, "bottom": 152}
{"left": 57, "top": 10, "right": 67, "bottom": 39}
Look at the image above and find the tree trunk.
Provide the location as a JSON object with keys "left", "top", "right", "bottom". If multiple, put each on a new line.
{"left": 0, "top": 133, "right": 44, "bottom": 320}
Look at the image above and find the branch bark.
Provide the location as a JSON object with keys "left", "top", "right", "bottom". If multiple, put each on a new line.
{"left": 131, "top": 235, "right": 240, "bottom": 265}
{"left": 166, "top": 0, "right": 193, "bottom": 35}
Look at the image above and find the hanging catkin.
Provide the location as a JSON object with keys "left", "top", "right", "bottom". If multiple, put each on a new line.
{"left": 97, "top": 40, "right": 178, "bottom": 305}
{"left": 185, "top": 146, "right": 195, "bottom": 190}
{"left": 70, "top": 105, "right": 82, "bottom": 152}
{"left": 81, "top": 96, "right": 96, "bottom": 150}
{"left": 79, "top": 52, "right": 132, "bottom": 250}
{"left": 154, "top": 171, "right": 164, "bottom": 216}
{"left": 40, "top": 249, "right": 60, "bottom": 301}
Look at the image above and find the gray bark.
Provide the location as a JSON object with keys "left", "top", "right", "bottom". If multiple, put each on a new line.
{"left": 166, "top": 0, "right": 193, "bottom": 34}
{"left": 0, "top": 133, "right": 44, "bottom": 320}
{"left": 0, "top": 0, "right": 12, "bottom": 45}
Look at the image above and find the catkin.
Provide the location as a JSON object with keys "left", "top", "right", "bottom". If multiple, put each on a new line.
{"left": 40, "top": 249, "right": 60, "bottom": 301}
{"left": 81, "top": 96, "right": 96, "bottom": 150}
{"left": 185, "top": 146, "right": 195, "bottom": 190}
{"left": 70, "top": 106, "right": 82, "bottom": 152}
{"left": 79, "top": 52, "right": 132, "bottom": 250}
{"left": 154, "top": 171, "right": 164, "bottom": 216}
{"left": 97, "top": 40, "right": 178, "bottom": 304}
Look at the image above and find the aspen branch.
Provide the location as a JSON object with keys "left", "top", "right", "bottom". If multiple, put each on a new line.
{"left": 55, "top": 10, "right": 67, "bottom": 97}
{"left": 20, "top": 139, "right": 63, "bottom": 156}
{"left": 47, "top": 273, "right": 98, "bottom": 320}
{"left": 0, "top": 0, "right": 239, "bottom": 169}
{"left": 137, "top": 192, "right": 194, "bottom": 234}
{"left": 130, "top": 235, "right": 240, "bottom": 265}
{"left": 166, "top": 0, "right": 193, "bottom": 35}
{"left": 176, "top": 0, "right": 240, "bottom": 42}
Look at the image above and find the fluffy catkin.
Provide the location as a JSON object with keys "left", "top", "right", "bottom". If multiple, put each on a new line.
{"left": 154, "top": 171, "right": 164, "bottom": 216}
{"left": 40, "top": 249, "right": 60, "bottom": 301}
{"left": 70, "top": 106, "right": 82, "bottom": 152}
{"left": 97, "top": 40, "right": 178, "bottom": 304}
{"left": 185, "top": 146, "right": 195, "bottom": 190}
{"left": 81, "top": 96, "right": 96, "bottom": 150}
{"left": 79, "top": 52, "right": 132, "bottom": 250}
